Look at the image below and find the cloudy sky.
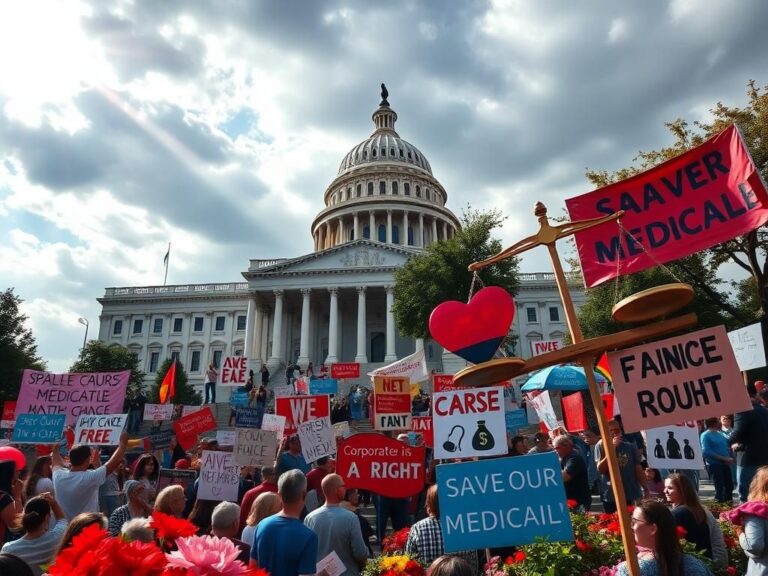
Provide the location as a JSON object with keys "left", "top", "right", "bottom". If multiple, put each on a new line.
{"left": 1, "top": 0, "right": 767, "bottom": 371}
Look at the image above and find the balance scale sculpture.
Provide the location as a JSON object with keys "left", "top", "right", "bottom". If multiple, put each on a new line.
{"left": 457, "top": 202, "right": 698, "bottom": 576}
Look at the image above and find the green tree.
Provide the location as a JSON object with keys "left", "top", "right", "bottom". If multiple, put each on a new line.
{"left": 149, "top": 358, "right": 202, "bottom": 406}
{"left": 0, "top": 288, "right": 46, "bottom": 403}
{"left": 393, "top": 207, "right": 520, "bottom": 339}
{"left": 70, "top": 340, "right": 145, "bottom": 399}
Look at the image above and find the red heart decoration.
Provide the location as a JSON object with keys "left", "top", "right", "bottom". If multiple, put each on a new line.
{"left": 429, "top": 286, "right": 515, "bottom": 364}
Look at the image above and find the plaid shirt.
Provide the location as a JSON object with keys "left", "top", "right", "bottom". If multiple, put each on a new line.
{"left": 404, "top": 517, "right": 478, "bottom": 569}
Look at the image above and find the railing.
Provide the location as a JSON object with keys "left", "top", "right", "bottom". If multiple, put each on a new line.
{"left": 104, "top": 282, "right": 250, "bottom": 297}
{"left": 251, "top": 259, "right": 288, "bottom": 269}
{"left": 518, "top": 272, "right": 581, "bottom": 283}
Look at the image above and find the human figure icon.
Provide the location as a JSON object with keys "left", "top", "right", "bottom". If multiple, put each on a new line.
{"left": 666, "top": 431, "right": 682, "bottom": 459}
{"left": 683, "top": 439, "right": 695, "bottom": 460}
{"left": 654, "top": 438, "right": 665, "bottom": 459}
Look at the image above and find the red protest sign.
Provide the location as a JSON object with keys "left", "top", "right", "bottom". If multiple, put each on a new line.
{"left": 331, "top": 363, "right": 360, "bottom": 379}
{"left": 1, "top": 401, "right": 16, "bottom": 428}
{"left": 172, "top": 406, "right": 217, "bottom": 449}
{"left": 337, "top": 433, "right": 425, "bottom": 498}
{"left": 601, "top": 394, "right": 614, "bottom": 419}
{"left": 410, "top": 416, "right": 434, "bottom": 448}
{"left": 373, "top": 376, "right": 411, "bottom": 430}
{"left": 562, "top": 393, "right": 587, "bottom": 432}
{"left": 433, "top": 373, "right": 470, "bottom": 392}
{"left": 566, "top": 125, "right": 768, "bottom": 288}
{"left": 275, "top": 395, "right": 331, "bottom": 435}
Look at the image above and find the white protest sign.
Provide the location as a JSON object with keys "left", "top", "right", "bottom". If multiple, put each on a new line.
{"left": 219, "top": 356, "right": 248, "bottom": 387}
{"left": 643, "top": 422, "right": 705, "bottom": 470}
{"left": 234, "top": 428, "right": 278, "bottom": 467}
{"left": 144, "top": 404, "right": 174, "bottom": 421}
{"left": 74, "top": 414, "right": 127, "bottom": 445}
{"left": 332, "top": 421, "right": 351, "bottom": 438}
{"left": 273, "top": 385, "right": 293, "bottom": 398}
{"left": 298, "top": 416, "right": 335, "bottom": 463}
{"left": 728, "top": 322, "right": 766, "bottom": 372}
{"left": 198, "top": 450, "right": 240, "bottom": 502}
{"left": 433, "top": 386, "right": 507, "bottom": 459}
{"left": 216, "top": 430, "right": 236, "bottom": 446}
{"left": 261, "top": 413, "right": 286, "bottom": 443}
{"left": 530, "top": 339, "right": 564, "bottom": 357}
{"left": 526, "top": 391, "right": 559, "bottom": 431}
{"left": 316, "top": 551, "right": 346, "bottom": 576}
{"left": 181, "top": 405, "right": 200, "bottom": 418}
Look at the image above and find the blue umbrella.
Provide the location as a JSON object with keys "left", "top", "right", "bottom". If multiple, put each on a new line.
{"left": 520, "top": 365, "right": 607, "bottom": 392}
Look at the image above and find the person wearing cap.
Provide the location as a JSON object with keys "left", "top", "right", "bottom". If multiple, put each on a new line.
{"left": 107, "top": 479, "right": 151, "bottom": 536}
{"left": 174, "top": 458, "right": 191, "bottom": 470}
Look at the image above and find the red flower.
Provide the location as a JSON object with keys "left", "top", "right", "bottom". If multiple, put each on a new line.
{"left": 567, "top": 499, "right": 579, "bottom": 510}
{"left": 575, "top": 539, "right": 593, "bottom": 552}
{"left": 675, "top": 526, "right": 687, "bottom": 539}
{"left": 150, "top": 511, "right": 198, "bottom": 542}
{"left": 513, "top": 551, "right": 526, "bottom": 563}
{"left": 504, "top": 556, "right": 515, "bottom": 565}
{"left": 726, "top": 566, "right": 737, "bottom": 576}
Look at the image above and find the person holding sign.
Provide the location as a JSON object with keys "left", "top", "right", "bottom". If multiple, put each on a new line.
{"left": 204, "top": 364, "right": 218, "bottom": 404}
{"left": 276, "top": 435, "right": 310, "bottom": 477}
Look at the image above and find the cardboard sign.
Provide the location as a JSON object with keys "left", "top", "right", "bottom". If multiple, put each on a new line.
{"left": 505, "top": 408, "right": 528, "bottom": 433}
{"left": 566, "top": 125, "right": 768, "bottom": 288}
{"left": 728, "top": 322, "right": 767, "bottom": 371}
{"left": 198, "top": 450, "right": 240, "bottom": 502}
{"left": 337, "top": 433, "right": 425, "bottom": 498}
{"left": 219, "top": 356, "right": 248, "bottom": 387}
{"left": 644, "top": 422, "right": 705, "bottom": 470}
{"left": 437, "top": 453, "right": 573, "bottom": 552}
{"left": 149, "top": 427, "right": 174, "bottom": 450}
{"left": 273, "top": 386, "right": 293, "bottom": 398}
{"left": 261, "top": 413, "right": 286, "bottom": 443}
{"left": 11, "top": 413, "right": 65, "bottom": 444}
{"left": 298, "top": 417, "right": 335, "bottom": 463}
{"left": 144, "top": 404, "right": 175, "bottom": 421}
{"left": 1, "top": 401, "right": 16, "bottom": 429}
{"left": 526, "top": 391, "right": 559, "bottom": 431}
{"left": 16, "top": 369, "right": 129, "bottom": 426}
{"left": 373, "top": 376, "right": 411, "bottom": 431}
{"left": 172, "top": 407, "right": 217, "bottom": 449}
{"left": 309, "top": 378, "right": 338, "bottom": 395}
{"left": 275, "top": 395, "right": 331, "bottom": 435}
{"left": 331, "top": 363, "right": 360, "bottom": 379}
{"left": 235, "top": 407, "right": 262, "bottom": 429}
{"left": 234, "top": 428, "right": 278, "bottom": 467}
{"left": 74, "top": 413, "right": 127, "bottom": 445}
{"left": 433, "top": 386, "right": 506, "bottom": 459}
{"left": 608, "top": 325, "right": 750, "bottom": 432}
{"left": 530, "top": 339, "right": 564, "bottom": 357}
{"left": 157, "top": 468, "right": 197, "bottom": 493}
{"left": 216, "top": 430, "right": 236, "bottom": 446}
{"left": 410, "top": 416, "right": 434, "bottom": 448}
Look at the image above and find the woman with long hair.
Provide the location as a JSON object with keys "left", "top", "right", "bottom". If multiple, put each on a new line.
{"left": 1, "top": 493, "right": 67, "bottom": 575}
{"left": 664, "top": 473, "right": 714, "bottom": 558}
{"left": 726, "top": 465, "right": 768, "bottom": 575}
{"left": 240, "top": 492, "right": 280, "bottom": 545}
{"left": 616, "top": 499, "right": 712, "bottom": 575}
{"left": 23, "top": 457, "right": 52, "bottom": 501}
{"left": 187, "top": 498, "right": 218, "bottom": 536}
{"left": 131, "top": 454, "right": 160, "bottom": 504}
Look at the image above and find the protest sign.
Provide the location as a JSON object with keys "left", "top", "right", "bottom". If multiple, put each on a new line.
{"left": 273, "top": 386, "right": 293, "bottom": 398}
{"left": 261, "top": 413, "right": 286, "bottom": 443}
{"left": 526, "top": 391, "right": 559, "bottom": 431}
{"left": 234, "top": 407, "right": 262, "bottom": 428}
{"left": 298, "top": 417, "right": 335, "bottom": 462}
{"left": 74, "top": 414, "right": 127, "bottom": 445}
{"left": 275, "top": 395, "right": 331, "bottom": 435}
{"left": 368, "top": 349, "right": 428, "bottom": 383}
{"left": 562, "top": 394, "right": 587, "bottom": 432}
{"left": 530, "top": 340, "right": 564, "bottom": 357}
{"left": 144, "top": 404, "right": 174, "bottom": 421}
{"left": 16, "top": 369, "right": 129, "bottom": 425}
{"left": 216, "top": 430, "right": 236, "bottom": 446}
{"left": 433, "top": 386, "right": 506, "bottom": 459}
{"left": 608, "top": 325, "right": 750, "bottom": 432}
{"left": 410, "top": 416, "right": 433, "bottom": 448}
{"left": 172, "top": 407, "right": 217, "bottom": 449}
{"left": 331, "top": 363, "right": 360, "bottom": 379}
{"left": 295, "top": 377, "right": 309, "bottom": 395}
{"left": 157, "top": 468, "right": 197, "bottom": 493}
{"left": 181, "top": 405, "right": 200, "bottom": 418}
{"left": 309, "top": 378, "right": 338, "bottom": 395}
{"left": 728, "top": 322, "right": 767, "bottom": 371}
{"left": 432, "top": 374, "right": 470, "bottom": 393}
{"left": 643, "top": 422, "right": 704, "bottom": 470}
{"left": 602, "top": 394, "right": 614, "bottom": 419}
{"left": 11, "top": 413, "right": 65, "bottom": 444}
{"left": 149, "top": 427, "right": 174, "bottom": 450}
{"left": 505, "top": 408, "right": 528, "bottom": 433}
{"left": 437, "top": 453, "right": 573, "bottom": 552}
{"left": 373, "top": 376, "right": 411, "bottom": 431}
{"left": 337, "top": 433, "right": 425, "bottom": 498}
{"left": 218, "top": 356, "right": 248, "bottom": 386}
{"left": 566, "top": 125, "right": 768, "bottom": 287}
{"left": 234, "top": 428, "right": 278, "bottom": 467}
{"left": 332, "top": 421, "right": 351, "bottom": 438}
{"left": 230, "top": 389, "right": 250, "bottom": 407}
{"left": 198, "top": 450, "right": 239, "bottom": 501}
{"left": 1, "top": 401, "right": 16, "bottom": 429}
{"left": 316, "top": 551, "right": 345, "bottom": 576}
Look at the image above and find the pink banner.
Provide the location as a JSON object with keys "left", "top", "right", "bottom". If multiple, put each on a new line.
{"left": 16, "top": 369, "right": 129, "bottom": 426}
{"left": 566, "top": 125, "right": 768, "bottom": 287}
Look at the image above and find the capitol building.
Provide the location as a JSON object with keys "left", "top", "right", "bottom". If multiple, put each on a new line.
{"left": 96, "top": 88, "right": 585, "bottom": 394}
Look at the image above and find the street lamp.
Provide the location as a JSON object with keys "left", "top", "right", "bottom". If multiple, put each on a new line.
{"left": 78, "top": 317, "right": 89, "bottom": 350}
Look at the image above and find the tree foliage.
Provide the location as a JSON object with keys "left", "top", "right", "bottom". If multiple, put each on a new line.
{"left": 393, "top": 207, "right": 520, "bottom": 339}
{"left": 149, "top": 358, "right": 202, "bottom": 406}
{"left": 0, "top": 288, "right": 46, "bottom": 403}
{"left": 70, "top": 340, "right": 145, "bottom": 399}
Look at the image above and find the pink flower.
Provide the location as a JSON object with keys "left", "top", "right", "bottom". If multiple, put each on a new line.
{"left": 165, "top": 535, "right": 251, "bottom": 575}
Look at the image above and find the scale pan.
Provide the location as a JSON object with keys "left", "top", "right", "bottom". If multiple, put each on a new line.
{"left": 452, "top": 357, "right": 526, "bottom": 388}
{"left": 611, "top": 282, "right": 694, "bottom": 324}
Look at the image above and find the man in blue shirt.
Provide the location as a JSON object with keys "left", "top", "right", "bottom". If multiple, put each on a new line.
{"left": 701, "top": 417, "right": 734, "bottom": 503}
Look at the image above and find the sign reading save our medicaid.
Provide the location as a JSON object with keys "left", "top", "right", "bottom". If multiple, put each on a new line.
{"left": 433, "top": 386, "right": 507, "bottom": 459}
{"left": 436, "top": 453, "right": 573, "bottom": 552}
{"left": 74, "top": 414, "right": 127, "bottom": 445}
{"left": 608, "top": 325, "right": 751, "bottom": 433}
{"left": 12, "top": 413, "right": 66, "bottom": 444}
{"left": 16, "top": 369, "right": 129, "bottom": 425}
{"left": 727, "top": 322, "right": 767, "bottom": 372}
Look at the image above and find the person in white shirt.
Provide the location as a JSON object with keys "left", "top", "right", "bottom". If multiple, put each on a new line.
{"left": 51, "top": 432, "right": 128, "bottom": 520}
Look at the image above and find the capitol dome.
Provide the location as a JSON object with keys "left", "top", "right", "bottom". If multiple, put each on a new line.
{"left": 311, "top": 86, "right": 460, "bottom": 252}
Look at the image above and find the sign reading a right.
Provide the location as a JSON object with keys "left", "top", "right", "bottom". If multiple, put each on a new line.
{"left": 608, "top": 325, "right": 751, "bottom": 433}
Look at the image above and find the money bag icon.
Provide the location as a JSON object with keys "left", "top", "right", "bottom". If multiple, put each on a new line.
{"left": 472, "top": 420, "right": 495, "bottom": 451}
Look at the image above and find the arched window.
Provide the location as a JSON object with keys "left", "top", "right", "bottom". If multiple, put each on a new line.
{"left": 367, "top": 182, "right": 374, "bottom": 196}
{"left": 381, "top": 148, "right": 387, "bottom": 157}
{"left": 378, "top": 224, "right": 386, "bottom": 242}
{"left": 347, "top": 187, "right": 351, "bottom": 200}
{"left": 356, "top": 184, "right": 361, "bottom": 197}
{"left": 363, "top": 225, "right": 370, "bottom": 239}
{"left": 404, "top": 183, "right": 410, "bottom": 196}
{"left": 392, "top": 182, "right": 398, "bottom": 195}
{"left": 350, "top": 228, "right": 355, "bottom": 241}
{"left": 379, "top": 181, "right": 386, "bottom": 195}
{"left": 416, "top": 185, "right": 421, "bottom": 198}
{"left": 392, "top": 225, "right": 400, "bottom": 244}
{"left": 372, "top": 149, "right": 377, "bottom": 157}
{"left": 363, "top": 150, "right": 368, "bottom": 159}
{"left": 408, "top": 226, "right": 414, "bottom": 246}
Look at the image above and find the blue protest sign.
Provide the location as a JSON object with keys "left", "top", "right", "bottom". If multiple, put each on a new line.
{"left": 505, "top": 408, "right": 528, "bottom": 432}
{"left": 309, "top": 378, "right": 338, "bottom": 395}
{"left": 235, "top": 407, "right": 262, "bottom": 428}
{"left": 230, "top": 389, "right": 250, "bottom": 407}
{"left": 11, "top": 413, "right": 66, "bottom": 444}
{"left": 437, "top": 452, "right": 573, "bottom": 552}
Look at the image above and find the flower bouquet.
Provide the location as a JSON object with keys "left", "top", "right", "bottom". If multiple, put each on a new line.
{"left": 363, "top": 554, "right": 425, "bottom": 576}
{"left": 381, "top": 527, "right": 411, "bottom": 554}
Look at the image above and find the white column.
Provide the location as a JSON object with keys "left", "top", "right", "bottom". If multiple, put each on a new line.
{"left": 369, "top": 211, "right": 376, "bottom": 241}
{"left": 419, "top": 213, "right": 424, "bottom": 247}
{"left": 325, "top": 222, "right": 332, "bottom": 248}
{"left": 326, "top": 288, "right": 339, "bottom": 364}
{"left": 353, "top": 212, "right": 359, "bottom": 241}
{"left": 443, "top": 221, "right": 448, "bottom": 241}
{"left": 402, "top": 211, "right": 408, "bottom": 245}
{"left": 254, "top": 306, "right": 264, "bottom": 363}
{"left": 385, "top": 286, "right": 397, "bottom": 362}
{"left": 269, "top": 290, "right": 284, "bottom": 362}
{"left": 354, "top": 286, "right": 368, "bottom": 363}
{"left": 244, "top": 296, "right": 257, "bottom": 360}
{"left": 431, "top": 218, "right": 438, "bottom": 245}
{"left": 298, "top": 289, "right": 311, "bottom": 368}
{"left": 386, "top": 210, "right": 392, "bottom": 244}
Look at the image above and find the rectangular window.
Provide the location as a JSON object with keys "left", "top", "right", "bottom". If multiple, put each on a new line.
{"left": 173, "top": 318, "right": 183, "bottom": 332}
{"left": 213, "top": 350, "right": 223, "bottom": 368}
{"left": 132, "top": 319, "right": 143, "bottom": 334}
{"left": 153, "top": 318, "right": 163, "bottom": 333}
{"left": 526, "top": 307, "right": 538, "bottom": 322}
{"left": 549, "top": 306, "right": 560, "bottom": 322}
{"left": 190, "top": 350, "right": 201, "bottom": 372}
{"left": 193, "top": 317, "right": 204, "bottom": 332}
{"left": 171, "top": 351, "right": 180, "bottom": 362}
{"left": 149, "top": 352, "right": 159, "bottom": 373}
{"left": 215, "top": 316, "right": 225, "bottom": 331}
{"left": 235, "top": 349, "right": 243, "bottom": 356}
{"left": 113, "top": 320, "right": 123, "bottom": 335}
{"left": 237, "top": 315, "right": 246, "bottom": 331}
{"left": 379, "top": 181, "right": 386, "bottom": 195}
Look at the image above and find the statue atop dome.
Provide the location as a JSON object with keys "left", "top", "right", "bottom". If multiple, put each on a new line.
{"left": 380, "top": 83, "right": 389, "bottom": 106}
